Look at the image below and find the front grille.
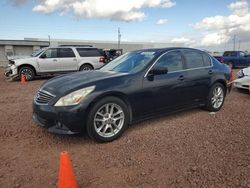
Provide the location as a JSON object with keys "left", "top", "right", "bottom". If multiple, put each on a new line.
{"left": 35, "top": 90, "right": 55, "bottom": 104}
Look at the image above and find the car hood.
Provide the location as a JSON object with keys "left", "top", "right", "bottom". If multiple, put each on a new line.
{"left": 14, "top": 57, "right": 36, "bottom": 65}
{"left": 40, "top": 70, "right": 128, "bottom": 95}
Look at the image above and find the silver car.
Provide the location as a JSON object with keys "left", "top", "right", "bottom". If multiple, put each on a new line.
{"left": 4, "top": 46, "right": 105, "bottom": 81}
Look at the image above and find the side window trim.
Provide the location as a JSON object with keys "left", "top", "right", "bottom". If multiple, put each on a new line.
{"left": 144, "top": 49, "right": 214, "bottom": 77}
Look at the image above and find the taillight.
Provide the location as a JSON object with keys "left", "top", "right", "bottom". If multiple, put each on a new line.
{"left": 99, "top": 56, "right": 105, "bottom": 63}
{"left": 220, "top": 57, "right": 224, "bottom": 63}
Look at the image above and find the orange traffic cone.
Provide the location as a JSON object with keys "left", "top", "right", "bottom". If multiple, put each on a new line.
{"left": 58, "top": 151, "right": 77, "bottom": 188}
{"left": 20, "top": 74, "right": 26, "bottom": 84}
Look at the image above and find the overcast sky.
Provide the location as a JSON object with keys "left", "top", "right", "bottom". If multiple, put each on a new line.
{"left": 0, "top": 0, "right": 250, "bottom": 52}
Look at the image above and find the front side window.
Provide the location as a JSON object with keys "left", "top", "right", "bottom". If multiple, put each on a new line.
{"left": 42, "top": 48, "right": 58, "bottom": 58}
{"left": 59, "top": 48, "right": 75, "bottom": 58}
{"left": 153, "top": 51, "right": 183, "bottom": 72}
{"left": 183, "top": 50, "right": 204, "bottom": 69}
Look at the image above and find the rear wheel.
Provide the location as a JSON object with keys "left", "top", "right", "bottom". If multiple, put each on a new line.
{"left": 205, "top": 83, "right": 225, "bottom": 112}
{"left": 19, "top": 66, "right": 35, "bottom": 81}
{"left": 80, "top": 64, "right": 93, "bottom": 71}
{"left": 87, "top": 97, "right": 129, "bottom": 142}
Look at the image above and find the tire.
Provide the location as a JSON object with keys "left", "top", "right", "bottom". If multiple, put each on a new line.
{"left": 19, "top": 66, "right": 35, "bottom": 81}
{"left": 86, "top": 96, "right": 129, "bottom": 142}
{"left": 205, "top": 83, "right": 226, "bottom": 112}
{"left": 80, "top": 64, "right": 93, "bottom": 71}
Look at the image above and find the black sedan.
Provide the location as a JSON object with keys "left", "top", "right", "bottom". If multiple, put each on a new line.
{"left": 33, "top": 48, "right": 232, "bottom": 142}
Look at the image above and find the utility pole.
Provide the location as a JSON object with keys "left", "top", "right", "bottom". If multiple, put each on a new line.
{"left": 233, "top": 34, "right": 236, "bottom": 51}
{"left": 48, "top": 35, "right": 51, "bottom": 46}
{"left": 118, "top": 27, "right": 121, "bottom": 49}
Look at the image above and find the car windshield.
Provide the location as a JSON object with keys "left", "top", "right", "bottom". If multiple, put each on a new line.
{"left": 100, "top": 51, "right": 157, "bottom": 73}
{"left": 31, "top": 48, "right": 46, "bottom": 57}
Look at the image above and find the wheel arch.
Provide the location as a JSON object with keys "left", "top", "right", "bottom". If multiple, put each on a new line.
{"left": 18, "top": 64, "right": 37, "bottom": 76}
{"left": 86, "top": 92, "right": 133, "bottom": 124}
{"left": 211, "top": 79, "right": 227, "bottom": 96}
{"left": 79, "top": 63, "right": 94, "bottom": 70}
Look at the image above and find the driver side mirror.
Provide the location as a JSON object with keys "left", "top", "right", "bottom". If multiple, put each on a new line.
{"left": 40, "top": 53, "right": 47, "bottom": 59}
{"left": 147, "top": 67, "right": 168, "bottom": 81}
{"left": 149, "top": 67, "right": 168, "bottom": 75}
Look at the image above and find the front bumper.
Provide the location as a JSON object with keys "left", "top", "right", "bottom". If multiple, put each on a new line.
{"left": 4, "top": 64, "right": 18, "bottom": 80}
{"left": 33, "top": 101, "right": 88, "bottom": 135}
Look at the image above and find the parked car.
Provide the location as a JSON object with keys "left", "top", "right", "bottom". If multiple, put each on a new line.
{"left": 103, "top": 49, "right": 123, "bottom": 63}
{"left": 213, "top": 55, "right": 224, "bottom": 63}
{"left": 215, "top": 51, "right": 250, "bottom": 68}
{"left": 234, "top": 77, "right": 250, "bottom": 91}
{"left": 236, "top": 66, "right": 250, "bottom": 78}
{"left": 4, "top": 46, "right": 105, "bottom": 81}
{"left": 33, "top": 48, "right": 232, "bottom": 142}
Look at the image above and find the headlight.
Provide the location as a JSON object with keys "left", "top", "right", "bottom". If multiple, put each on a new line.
{"left": 54, "top": 86, "right": 95, "bottom": 106}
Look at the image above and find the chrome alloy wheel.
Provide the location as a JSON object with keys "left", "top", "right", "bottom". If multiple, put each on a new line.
{"left": 211, "top": 86, "right": 224, "bottom": 109}
{"left": 94, "top": 103, "right": 125, "bottom": 138}
{"left": 21, "top": 68, "right": 32, "bottom": 80}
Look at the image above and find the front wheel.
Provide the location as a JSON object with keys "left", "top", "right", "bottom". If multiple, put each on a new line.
{"left": 19, "top": 66, "right": 35, "bottom": 81}
{"left": 205, "top": 83, "right": 225, "bottom": 112}
{"left": 87, "top": 97, "right": 129, "bottom": 142}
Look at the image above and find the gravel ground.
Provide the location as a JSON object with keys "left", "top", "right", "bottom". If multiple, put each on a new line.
{"left": 0, "top": 68, "right": 250, "bottom": 188}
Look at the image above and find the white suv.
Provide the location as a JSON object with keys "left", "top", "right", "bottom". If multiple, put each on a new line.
{"left": 4, "top": 46, "right": 105, "bottom": 81}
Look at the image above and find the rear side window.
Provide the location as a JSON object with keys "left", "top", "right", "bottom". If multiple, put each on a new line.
{"left": 58, "top": 48, "right": 75, "bottom": 58}
{"left": 223, "top": 51, "right": 237, "bottom": 57}
{"left": 202, "top": 54, "right": 211, "bottom": 66}
{"left": 154, "top": 51, "right": 183, "bottom": 72}
{"left": 183, "top": 50, "right": 204, "bottom": 69}
{"left": 77, "top": 48, "right": 102, "bottom": 57}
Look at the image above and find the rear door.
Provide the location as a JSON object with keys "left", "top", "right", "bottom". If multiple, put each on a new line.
{"left": 37, "top": 48, "right": 61, "bottom": 72}
{"left": 58, "top": 48, "right": 78, "bottom": 71}
{"left": 181, "top": 49, "right": 212, "bottom": 103}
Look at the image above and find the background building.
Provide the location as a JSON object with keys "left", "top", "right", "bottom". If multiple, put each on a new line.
{"left": 0, "top": 38, "right": 184, "bottom": 67}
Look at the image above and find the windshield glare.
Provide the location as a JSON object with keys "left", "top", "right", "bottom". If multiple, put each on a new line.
{"left": 100, "top": 51, "right": 157, "bottom": 73}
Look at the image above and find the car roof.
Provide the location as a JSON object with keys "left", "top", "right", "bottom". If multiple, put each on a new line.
{"left": 132, "top": 47, "right": 206, "bottom": 54}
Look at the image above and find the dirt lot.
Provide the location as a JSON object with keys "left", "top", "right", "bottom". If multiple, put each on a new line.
{"left": 0, "top": 68, "right": 249, "bottom": 188}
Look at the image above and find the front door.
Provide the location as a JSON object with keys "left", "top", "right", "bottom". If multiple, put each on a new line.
{"left": 134, "top": 50, "right": 188, "bottom": 118}
{"left": 37, "top": 48, "right": 61, "bottom": 72}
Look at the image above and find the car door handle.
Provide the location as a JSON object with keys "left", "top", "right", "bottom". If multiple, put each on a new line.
{"left": 53, "top": 59, "right": 57, "bottom": 62}
{"left": 73, "top": 58, "right": 77, "bottom": 61}
{"left": 208, "top": 70, "right": 213, "bottom": 75}
{"left": 178, "top": 75, "right": 185, "bottom": 81}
